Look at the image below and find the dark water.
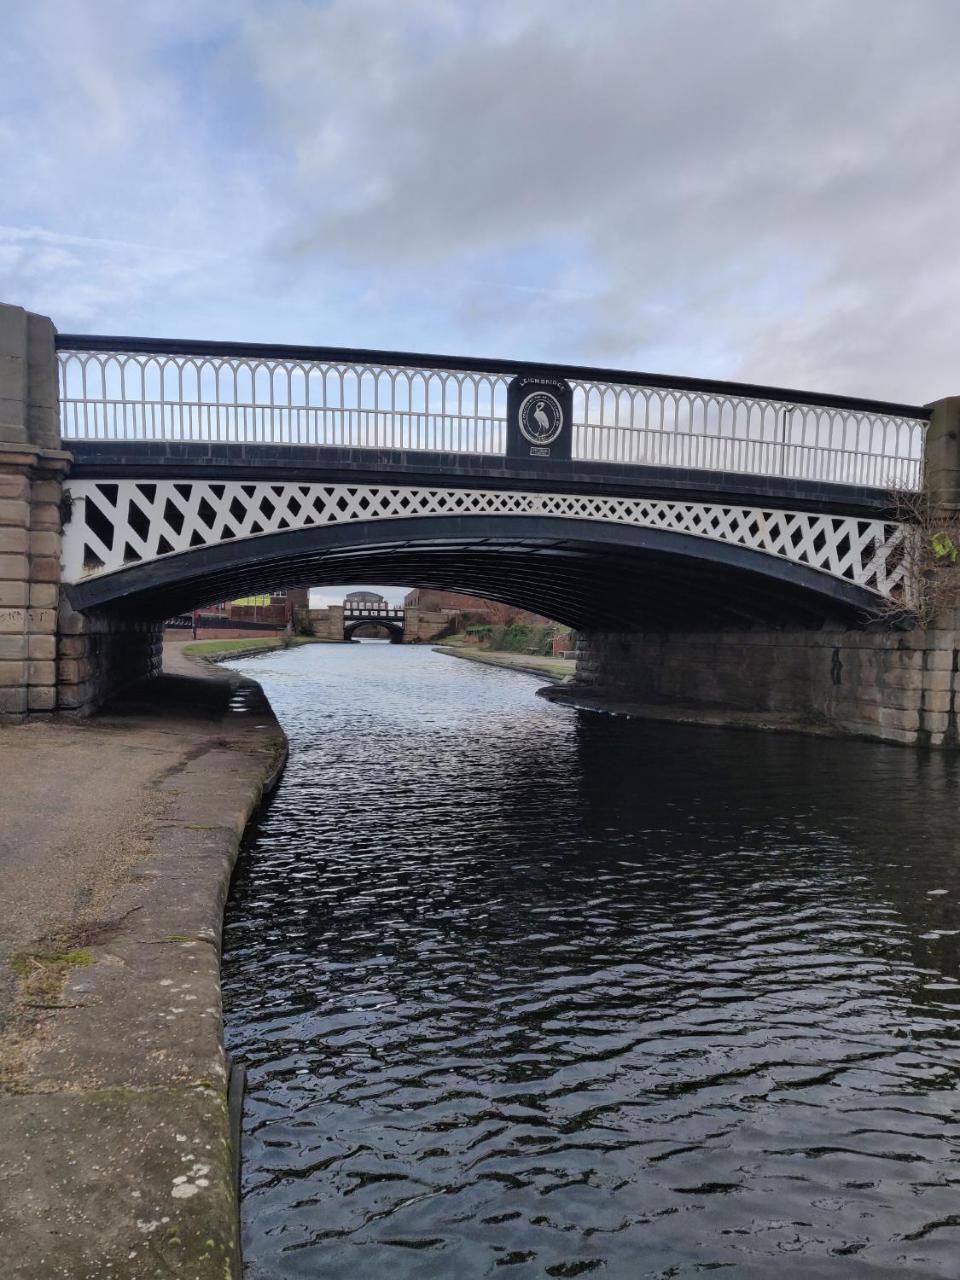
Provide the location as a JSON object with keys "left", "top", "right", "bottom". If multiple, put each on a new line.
{"left": 222, "top": 641, "right": 960, "bottom": 1279}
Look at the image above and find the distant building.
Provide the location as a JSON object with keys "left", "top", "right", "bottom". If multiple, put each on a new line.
{"left": 193, "top": 586, "right": 309, "bottom": 625}
{"left": 403, "top": 589, "right": 491, "bottom": 612}
{"left": 166, "top": 586, "right": 310, "bottom": 639}
{"left": 344, "top": 590, "right": 386, "bottom": 605}
{"left": 403, "top": 589, "right": 550, "bottom": 624}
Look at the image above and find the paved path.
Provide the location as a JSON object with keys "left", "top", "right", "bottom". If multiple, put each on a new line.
{"left": 0, "top": 641, "right": 286, "bottom": 1278}
{"left": 0, "top": 642, "right": 252, "bottom": 1033}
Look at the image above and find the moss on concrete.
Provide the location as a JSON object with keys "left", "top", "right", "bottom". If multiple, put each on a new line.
{"left": 1, "top": 656, "right": 289, "bottom": 1274}
{"left": 10, "top": 947, "right": 95, "bottom": 978}
{"left": 10, "top": 945, "right": 97, "bottom": 1012}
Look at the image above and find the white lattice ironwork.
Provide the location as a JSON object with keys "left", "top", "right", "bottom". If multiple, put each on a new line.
{"left": 61, "top": 479, "right": 906, "bottom": 601}
{"left": 57, "top": 346, "right": 927, "bottom": 490}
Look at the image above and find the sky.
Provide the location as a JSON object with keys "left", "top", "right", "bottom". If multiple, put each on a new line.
{"left": 3, "top": 0, "right": 960, "bottom": 603}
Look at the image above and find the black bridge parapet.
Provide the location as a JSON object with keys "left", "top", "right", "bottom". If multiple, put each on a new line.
{"left": 57, "top": 332, "right": 928, "bottom": 498}
{"left": 65, "top": 440, "right": 893, "bottom": 517}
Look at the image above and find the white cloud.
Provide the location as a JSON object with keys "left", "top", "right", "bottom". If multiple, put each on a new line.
{"left": 242, "top": 0, "right": 960, "bottom": 398}
{"left": 2, "top": 0, "right": 959, "bottom": 400}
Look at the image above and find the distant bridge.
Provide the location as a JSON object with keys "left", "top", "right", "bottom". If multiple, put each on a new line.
{"left": 55, "top": 333, "right": 924, "bottom": 631}
{"left": 341, "top": 600, "right": 405, "bottom": 642}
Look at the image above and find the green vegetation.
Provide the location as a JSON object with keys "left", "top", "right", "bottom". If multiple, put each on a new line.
{"left": 11, "top": 947, "right": 95, "bottom": 978}
{"left": 460, "top": 622, "right": 572, "bottom": 656}
{"left": 10, "top": 944, "right": 97, "bottom": 1012}
{"left": 932, "top": 532, "right": 958, "bottom": 563}
{"left": 182, "top": 636, "right": 315, "bottom": 658}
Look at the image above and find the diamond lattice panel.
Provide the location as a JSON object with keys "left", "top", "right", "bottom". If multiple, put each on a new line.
{"left": 61, "top": 480, "right": 906, "bottom": 600}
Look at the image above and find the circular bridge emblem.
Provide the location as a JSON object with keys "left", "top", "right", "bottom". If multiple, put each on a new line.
{"left": 518, "top": 391, "right": 564, "bottom": 446}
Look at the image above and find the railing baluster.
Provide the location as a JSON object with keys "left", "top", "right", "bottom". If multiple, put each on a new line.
{"left": 55, "top": 347, "right": 928, "bottom": 488}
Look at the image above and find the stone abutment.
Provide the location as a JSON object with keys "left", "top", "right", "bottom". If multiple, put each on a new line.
{"left": 0, "top": 304, "right": 161, "bottom": 723}
{"left": 549, "top": 624, "right": 960, "bottom": 748}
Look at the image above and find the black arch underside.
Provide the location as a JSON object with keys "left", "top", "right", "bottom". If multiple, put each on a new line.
{"left": 344, "top": 619, "right": 404, "bottom": 639}
{"left": 67, "top": 515, "right": 880, "bottom": 631}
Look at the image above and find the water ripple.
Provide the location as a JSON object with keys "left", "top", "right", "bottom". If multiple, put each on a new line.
{"left": 223, "top": 642, "right": 960, "bottom": 1278}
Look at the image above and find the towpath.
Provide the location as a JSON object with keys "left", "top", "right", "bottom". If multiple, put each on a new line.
{"left": 0, "top": 641, "right": 285, "bottom": 1278}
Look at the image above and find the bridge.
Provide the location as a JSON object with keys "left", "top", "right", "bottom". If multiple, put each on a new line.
{"left": 166, "top": 595, "right": 422, "bottom": 642}
{"left": 341, "top": 600, "right": 406, "bottom": 642}
{"left": 55, "top": 333, "right": 919, "bottom": 624}
{"left": 3, "top": 300, "right": 960, "bottom": 746}
{"left": 309, "top": 597, "right": 457, "bottom": 644}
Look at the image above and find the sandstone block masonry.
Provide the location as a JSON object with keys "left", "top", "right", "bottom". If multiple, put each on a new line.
{"left": 0, "top": 303, "right": 162, "bottom": 723}
{"left": 0, "top": 305, "right": 71, "bottom": 722}
{"left": 402, "top": 607, "right": 453, "bottom": 643}
{"left": 570, "top": 624, "right": 960, "bottom": 748}
{"left": 307, "top": 603, "right": 345, "bottom": 640}
{"left": 305, "top": 605, "right": 452, "bottom": 642}
{"left": 56, "top": 601, "right": 163, "bottom": 715}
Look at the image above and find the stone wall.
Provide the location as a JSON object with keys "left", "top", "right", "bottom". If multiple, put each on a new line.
{"left": 401, "top": 608, "right": 452, "bottom": 643}
{"left": 569, "top": 624, "right": 960, "bottom": 748}
{"left": 57, "top": 600, "right": 163, "bottom": 715}
{"left": 306, "top": 605, "right": 344, "bottom": 640}
{"left": 304, "top": 605, "right": 454, "bottom": 642}
{"left": 0, "top": 305, "right": 71, "bottom": 722}
{"left": 0, "top": 303, "right": 165, "bottom": 721}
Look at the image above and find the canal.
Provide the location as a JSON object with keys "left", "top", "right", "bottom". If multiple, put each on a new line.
{"left": 222, "top": 640, "right": 960, "bottom": 1279}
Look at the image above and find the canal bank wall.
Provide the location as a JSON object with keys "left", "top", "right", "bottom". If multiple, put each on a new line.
{"left": 433, "top": 644, "right": 576, "bottom": 683}
{"left": 547, "top": 625, "right": 960, "bottom": 747}
{"left": 0, "top": 641, "right": 287, "bottom": 1279}
{"left": 179, "top": 634, "right": 320, "bottom": 665}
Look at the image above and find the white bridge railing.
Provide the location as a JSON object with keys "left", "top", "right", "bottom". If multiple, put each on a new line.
{"left": 57, "top": 339, "right": 929, "bottom": 491}
{"left": 343, "top": 604, "right": 404, "bottom": 620}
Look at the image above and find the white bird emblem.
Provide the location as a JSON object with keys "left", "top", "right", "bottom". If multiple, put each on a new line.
{"left": 533, "top": 400, "right": 551, "bottom": 435}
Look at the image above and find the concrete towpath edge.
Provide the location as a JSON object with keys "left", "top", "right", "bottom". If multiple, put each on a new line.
{"left": 0, "top": 644, "right": 288, "bottom": 1279}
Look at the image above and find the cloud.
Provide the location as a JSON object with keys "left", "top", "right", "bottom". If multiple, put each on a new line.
{"left": 242, "top": 0, "right": 960, "bottom": 398}
{"left": 2, "top": 0, "right": 959, "bottom": 400}
{"left": 0, "top": 0, "right": 277, "bottom": 329}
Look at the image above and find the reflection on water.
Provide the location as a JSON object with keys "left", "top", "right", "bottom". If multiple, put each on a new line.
{"left": 223, "top": 641, "right": 960, "bottom": 1279}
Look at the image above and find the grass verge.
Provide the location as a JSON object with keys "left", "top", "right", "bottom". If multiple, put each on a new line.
{"left": 182, "top": 636, "right": 316, "bottom": 658}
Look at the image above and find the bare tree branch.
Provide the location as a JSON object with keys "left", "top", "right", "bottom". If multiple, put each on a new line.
{"left": 871, "top": 490, "right": 960, "bottom": 628}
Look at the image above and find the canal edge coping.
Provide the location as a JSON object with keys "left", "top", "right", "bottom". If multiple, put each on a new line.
{"left": 0, "top": 648, "right": 288, "bottom": 1279}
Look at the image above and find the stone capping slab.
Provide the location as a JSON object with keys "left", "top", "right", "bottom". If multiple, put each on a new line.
{"left": 0, "top": 652, "right": 288, "bottom": 1278}
{"left": 0, "top": 1086, "right": 240, "bottom": 1280}
{"left": 0, "top": 441, "right": 72, "bottom": 469}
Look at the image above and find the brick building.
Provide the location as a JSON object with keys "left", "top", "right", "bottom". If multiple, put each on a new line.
{"left": 402, "top": 589, "right": 550, "bottom": 623}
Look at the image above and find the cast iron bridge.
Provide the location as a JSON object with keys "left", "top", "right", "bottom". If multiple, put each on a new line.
{"left": 55, "top": 334, "right": 928, "bottom": 631}
{"left": 342, "top": 601, "right": 405, "bottom": 641}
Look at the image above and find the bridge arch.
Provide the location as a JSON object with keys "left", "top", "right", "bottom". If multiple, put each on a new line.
{"left": 343, "top": 618, "right": 404, "bottom": 643}
{"left": 62, "top": 497, "right": 895, "bottom": 632}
